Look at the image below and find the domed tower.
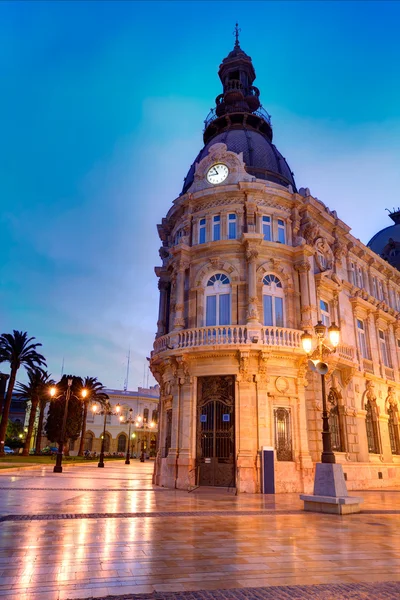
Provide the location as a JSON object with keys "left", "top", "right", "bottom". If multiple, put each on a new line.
{"left": 368, "top": 209, "right": 400, "bottom": 270}
{"left": 150, "top": 32, "right": 318, "bottom": 494}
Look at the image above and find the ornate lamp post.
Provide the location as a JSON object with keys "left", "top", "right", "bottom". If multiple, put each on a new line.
{"left": 119, "top": 408, "right": 134, "bottom": 465}
{"left": 300, "top": 320, "right": 363, "bottom": 514}
{"left": 92, "top": 400, "right": 121, "bottom": 468}
{"left": 301, "top": 321, "right": 340, "bottom": 464}
{"left": 50, "top": 380, "right": 87, "bottom": 473}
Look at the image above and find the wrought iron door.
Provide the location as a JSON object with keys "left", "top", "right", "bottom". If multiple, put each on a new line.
{"left": 197, "top": 376, "right": 235, "bottom": 487}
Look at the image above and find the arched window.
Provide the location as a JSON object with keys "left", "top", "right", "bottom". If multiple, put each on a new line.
{"left": 117, "top": 434, "right": 127, "bottom": 453}
{"left": 327, "top": 389, "right": 344, "bottom": 452}
{"left": 263, "top": 274, "right": 284, "bottom": 327}
{"left": 152, "top": 410, "right": 158, "bottom": 424}
{"left": 84, "top": 432, "right": 93, "bottom": 452}
{"left": 365, "top": 400, "right": 380, "bottom": 454}
{"left": 103, "top": 432, "right": 111, "bottom": 453}
{"left": 205, "top": 273, "right": 231, "bottom": 326}
{"left": 143, "top": 408, "right": 149, "bottom": 423}
{"left": 388, "top": 405, "right": 400, "bottom": 455}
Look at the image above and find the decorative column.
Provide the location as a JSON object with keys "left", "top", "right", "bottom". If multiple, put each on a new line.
{"left": 236, "top": 354, "right": 257, "bottom": 494}
{"left": 243, "top": 235, "right": 263, "bottom": 340}
{"left": 156, "top": 279, "right": 169, "bottom": 337}
{"left": 295, "top": 260, "right": 312, "bottom": 330}
{"left": 172, "top": 261, "right": 187, "bottom": 331}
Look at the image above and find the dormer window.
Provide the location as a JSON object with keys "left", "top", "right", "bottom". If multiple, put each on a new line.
{"left": 228, "top": 213, "right": 237, "bottom": 239}
{"left": 262, "top": 216, "right": 271, "bottom": 241}
{"left": 199, "top": 218, "right": 206, "bottom": 244}
{"left": 277, "top": 219, "right": 286, "bottom": 244}
{"left": 213, "top": 215, "right": 221, "bottom": 241}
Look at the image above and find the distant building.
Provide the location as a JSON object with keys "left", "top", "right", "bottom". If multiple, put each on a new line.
{"left": 77, "top": 385, "right": 160, "bottom": 456}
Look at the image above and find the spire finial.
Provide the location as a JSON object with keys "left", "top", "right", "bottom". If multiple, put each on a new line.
{"left": 233, "top": 22, "right": 241, "bottom": 48}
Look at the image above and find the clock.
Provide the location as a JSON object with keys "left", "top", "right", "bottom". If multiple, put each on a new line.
{"left": 206, "top": 163, "right": 229, "bottom": 185}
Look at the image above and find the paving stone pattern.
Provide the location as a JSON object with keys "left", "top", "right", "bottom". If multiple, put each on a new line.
{"left": 0, "top": 463, "right": 400, "bottom": 600}
{"left": 66, "top": 581, "right": 400, "bottom": 600}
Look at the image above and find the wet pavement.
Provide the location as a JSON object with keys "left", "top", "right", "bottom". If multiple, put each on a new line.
{"left": 0, "top": 461, "right": 399, "bottom": 599}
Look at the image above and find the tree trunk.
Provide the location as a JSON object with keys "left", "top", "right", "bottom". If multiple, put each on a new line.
{"left": 78, "top": 402, "right": 88, "bottom": 456}
{"left": 35, "top": 401, "right": 46, "bottom": 454}
{"left": 22, "top": 396, "right": 39, "bottom": 456}
{"left": 0, "top": 367, "right": 18, "bottom": 456}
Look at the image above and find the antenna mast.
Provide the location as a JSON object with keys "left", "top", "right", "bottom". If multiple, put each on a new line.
{"left": 123, "top": 347, "right": 130, "bottom": 392}
{"left": 61, "top": 357, "right": 64, "bottom": 378}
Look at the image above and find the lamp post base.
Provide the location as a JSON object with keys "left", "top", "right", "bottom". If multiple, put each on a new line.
{"left": 300, "top": 463, "right": 363, "bottom": 515}
{"left": 98, "top": 462, "right": 105, "bottom": 468}
{"left": 53, "top": 465, "right": 63, "bottom": 473}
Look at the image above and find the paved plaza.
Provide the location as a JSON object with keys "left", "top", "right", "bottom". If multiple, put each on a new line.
{"left": 0, "top": 461, "right": 399, "bottom": 600}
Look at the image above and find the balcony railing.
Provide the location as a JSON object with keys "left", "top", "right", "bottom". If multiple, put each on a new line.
{"left": 363, "top": 358, "right": 374, "bottom": 374}
{"left": 337, "top": 344, "right": 355, "bottom": 361}
{"left": 385, "top": 366, "right": 395, "bottom": 381}
{"left": 153, "top": 326, "right": 303, "bottom": 354}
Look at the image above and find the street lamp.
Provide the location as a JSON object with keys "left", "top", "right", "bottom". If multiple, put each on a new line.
{"left": 301, "top": 321, "right": 340, "bottom": 464}
{"left": 50, "top": 380, "right": 87, "bottom": 473}
{"left": 92, "top": 400, "right": 120, "bottom": 468}
{"left": 119, "top": 408, "right": 134, "bottom": 465}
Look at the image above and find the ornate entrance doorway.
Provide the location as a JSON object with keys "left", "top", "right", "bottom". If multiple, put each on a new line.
{"left": 196, "top": 376, "right": 235, "bottom": 487}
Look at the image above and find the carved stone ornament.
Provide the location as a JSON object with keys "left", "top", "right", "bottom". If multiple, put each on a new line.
{"left": 300, "top": 221, "right": 320, "bottom": 246}
{"left": 189, "top": 143, "right": 253, "bottom": 193}
{"left": 275, "top": 376, "right": 289, "bottom": 394}
{"left": 314, "top": 237, "right": 334, "bottom": 273}
{"left": 344, "top": 406, "right": 357, "bottom": 417}
{"left": 238, "top": 351, "right": 252, "bottom": 383}
{"left": 246, "top": 297, "right": 259, "bottom": 322}
{"left": 386, "top": 386, "right": 397, "bottom": 410}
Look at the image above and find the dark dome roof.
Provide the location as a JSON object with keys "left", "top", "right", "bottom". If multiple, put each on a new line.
{"left": 182, "top": 128, "right": 296, "bottom": 194}
{"left": 368, "top": 212, "right": 400, "bottom": 270}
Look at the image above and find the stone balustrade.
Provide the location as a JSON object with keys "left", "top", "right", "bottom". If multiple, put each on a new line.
{"left": 337, "top": 344, "right": 355, "bottom": 361}
{"left": 153, "top": 325, "right": 303, "bottom": 354}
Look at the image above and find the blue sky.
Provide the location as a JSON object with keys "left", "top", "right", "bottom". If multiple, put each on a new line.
{"left": 1, "top": 1, "right": 399, "bottom": 389}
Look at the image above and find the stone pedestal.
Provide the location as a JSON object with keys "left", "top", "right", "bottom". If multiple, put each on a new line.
{"left": 300, "top": 463, "right": 363, "bottom": 515}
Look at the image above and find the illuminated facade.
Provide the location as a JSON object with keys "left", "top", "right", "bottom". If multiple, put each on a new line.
{"left": 150, "top": 36, "right": 400, "bottom": 493}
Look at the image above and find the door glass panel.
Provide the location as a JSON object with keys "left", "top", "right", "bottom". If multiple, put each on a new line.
{"left": 263, "top": 295, "right": 273, "bottom": 326}
{"left": 206, "top": 295, "right": 216, "bottom": 326}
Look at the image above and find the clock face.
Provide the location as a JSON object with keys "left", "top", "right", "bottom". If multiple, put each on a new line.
{"left": 206, "top": 163, "right": 229, "bottom": 185}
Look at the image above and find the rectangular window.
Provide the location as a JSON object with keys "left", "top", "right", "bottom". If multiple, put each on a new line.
{"left": 199, "top": 218, "right": 206, "bottom": 244}
{"left": 263, "top": 296, "right": 284, "bottom": 327}
{"left": 378, "top": 280, "right": 384, "bottom": 301}
{"left": 357, "top": 319, "right": 368, "bottom": 359}
{"left": 206, "top": 295, "right": 217, "bottom": 326}
{"left": 277, "top": 219, "right": 286, "bottom": 244}
{"left": 213, "top": 215, "right": 221, "bottom": 241}
{"left": 275, "top": 297, "right": 284, "bottom": 327}
{"left": 357, "top": 266, "right": 364, "bottom": 288}
{"left": 320, "top": 299, "right": 330, "bottom": 327}
{"left": 262, "top": 215, "right": 271, "bottom": 241}
{"left": 350, "top": 262, "right": 356, "bottom": 286}
{"left": 372, "top": 277, "right": 377, "bottom": 298}
{"left": 219, "top": 293, "right": 230, "bottom": 325}
{"left": 228, "top": 213, "right": 237, "bottom": 239}
{"left": 379, "top": 329, "right": 391, "bottom": 367}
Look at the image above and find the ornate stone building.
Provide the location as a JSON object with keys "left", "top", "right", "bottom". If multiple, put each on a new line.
{"left": 150, "top": 35, "right": 400, "bottom": 493}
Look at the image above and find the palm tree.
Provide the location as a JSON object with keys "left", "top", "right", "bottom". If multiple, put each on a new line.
{"left": 35, "top": 384, "right": 54, "bottom": 455}
{"left": 78, "top": 377, "right": 108, "bottom": 456}
{"left": 15, "top": 369, "right": 53, "bottom": 455}
{"left": 0, "top": 331, "right": 46, "bottom": 456}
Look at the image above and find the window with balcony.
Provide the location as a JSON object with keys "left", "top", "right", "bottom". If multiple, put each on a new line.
{"left": 263, "top": 274, "right": 284, "bottom": 327}
{"left": 213, "top": 215, "right": 221, "bottom": 241}
{"left": 262, "top": 215, "right": 271, "bottom": 241}
{"left": 379, "top": 329, "right": 392, "bottom": 368}
{"left": 152, "top": 410, "right": 158, "bottom": 424}
{"left": 357, "top": 319, "right": 369, "bottom": 359}
{"left": 228, "top": 213, "right": 237, "bottom": 239}
{"left": 205, "top": 273, "right": 231, "bottom": 326}
{"left": 320, "top": 299, "right": 330, "bottom": 327}
{"left": 277, "top": 219, "right": 286, "bottom": 244}
{"left": 372, "top": 276, "right": 377, "bottom": 298}
{"left": 143, "top": 408, "right": 149, "bottom": 424}
{"left": 199, "top": 218, "right": 206, "bottom": 244}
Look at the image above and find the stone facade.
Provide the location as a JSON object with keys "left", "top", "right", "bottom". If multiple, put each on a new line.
{"left": 150, "top": 43, "right": 400, "bottom": 494}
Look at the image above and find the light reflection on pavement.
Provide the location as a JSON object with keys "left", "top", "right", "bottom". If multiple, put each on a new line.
{"left": 0, "top": 461, "right": 399, "bottom": 600}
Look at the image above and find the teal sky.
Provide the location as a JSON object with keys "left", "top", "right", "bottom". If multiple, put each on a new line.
{"left": 1, "top": 1, "right": 399, "bottom": 388}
